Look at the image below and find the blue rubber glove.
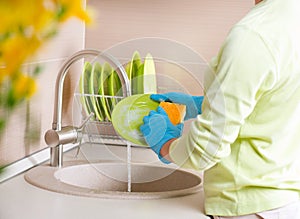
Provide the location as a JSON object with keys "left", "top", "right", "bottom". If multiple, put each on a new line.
{"left": 150, "top": 92, "right": 204, "bottom": 120}
{"left": 140, "top": 106, "right": 184, "bottom": 164}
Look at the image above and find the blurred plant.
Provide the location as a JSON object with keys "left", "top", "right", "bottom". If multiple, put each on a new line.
{"left": 0, "top": 0, "right": 92, "bottom": 132}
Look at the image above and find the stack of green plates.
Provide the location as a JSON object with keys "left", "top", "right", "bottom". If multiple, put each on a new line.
{"left": 79, "top": 61, "right": 122, "bottom": 121}
{"left": 79, "top": 51, "right": 157, "bottom": 122}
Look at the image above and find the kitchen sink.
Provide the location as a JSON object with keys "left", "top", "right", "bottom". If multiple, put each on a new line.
{"left": 25, "top": 160, "right": 202, "bottom": 199}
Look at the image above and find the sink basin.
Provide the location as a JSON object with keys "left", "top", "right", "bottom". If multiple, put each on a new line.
{"left": 25, "top": 161, "right": 202, "bottom": 199}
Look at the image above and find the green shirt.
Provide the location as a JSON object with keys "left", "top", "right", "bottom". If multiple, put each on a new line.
{"left": 169, "top": 0, "right": 300, "bottom": 216}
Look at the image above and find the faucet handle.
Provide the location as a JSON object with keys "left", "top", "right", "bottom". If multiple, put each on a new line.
{"left": 45, "top": 126, "right": 78, "bottom": 147}
{"left": 45, "top": 112, "right": 94, "bottom": 147}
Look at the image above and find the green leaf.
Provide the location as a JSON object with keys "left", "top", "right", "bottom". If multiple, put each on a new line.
{"left": 32, "top": 65, "right": 43, "bottom": 77}
{"left": 0, "top": 118, "right": 6, "bottom": 133}
{"left": 0, "top": 166, "right": 4, "bottom": 175}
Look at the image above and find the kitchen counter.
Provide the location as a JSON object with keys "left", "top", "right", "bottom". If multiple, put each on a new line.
{"left": 0, "top": 144, "right": 209, "bottom": 219}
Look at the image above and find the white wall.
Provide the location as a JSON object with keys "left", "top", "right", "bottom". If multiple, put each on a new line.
{"left": 85, "top": 0, "right": 252, "bottom": 95}
{"left": 85, "top": 0, "right": 252, "bottom": 60}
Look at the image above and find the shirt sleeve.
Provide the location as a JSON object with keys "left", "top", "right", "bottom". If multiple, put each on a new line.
{"left": 169, "top": 26, "right": 278, "bottom": 171}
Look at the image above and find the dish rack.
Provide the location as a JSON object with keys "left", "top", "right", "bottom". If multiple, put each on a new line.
{"left": 72, "top": 51, "right": 156, "bottom": 146}
{"left": 74, "top": 90, "right": 130, "bottom": 146}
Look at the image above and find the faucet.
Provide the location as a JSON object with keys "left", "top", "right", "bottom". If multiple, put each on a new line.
{"left": 44, "top": 49, "right": 131, "bottom": 167}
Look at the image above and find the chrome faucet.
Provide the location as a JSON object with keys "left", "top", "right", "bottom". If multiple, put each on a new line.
{"left": 44, "top": 49, "right": 131, "bottom": 167}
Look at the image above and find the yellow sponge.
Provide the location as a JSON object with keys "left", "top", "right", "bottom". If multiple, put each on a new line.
{"left": 159, "top": 102, "right": 186, "bottom": 125}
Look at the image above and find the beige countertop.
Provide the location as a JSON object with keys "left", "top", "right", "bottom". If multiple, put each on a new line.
{"left": 0, "top": 144, "right": 209, "bottom": 219}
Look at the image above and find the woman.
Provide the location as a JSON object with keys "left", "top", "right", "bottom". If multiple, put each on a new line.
{"left": 140, "top": 0, "right": 300, "bottom": 218}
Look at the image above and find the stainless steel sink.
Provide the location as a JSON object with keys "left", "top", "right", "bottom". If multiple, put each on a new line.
{"left": 25, "top": 161, "right": 202, "bottom": 199}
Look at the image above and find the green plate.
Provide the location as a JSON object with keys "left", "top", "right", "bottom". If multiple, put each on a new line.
{"left": 135, "top": 62, "right": 144, "bottom": 94}
{"left": 79, "top": 62, "right": 94, "bottom": 118}
{"left": 111, "top": 94, "right": 159, "bottom": 146}
{"left": 99, "top": 62, "right": 113, "bottom": 121}
{"left": 89, "top": 62, "right": 104, "bottom": 121}
{"left": 143, "top": 53, "right": 157, "bottom": 94}
{"left": 108, "top": 69, "right": 122, "bottom": 107}
{"left": 125, "top": 51, "right": 142, "bottom": 95}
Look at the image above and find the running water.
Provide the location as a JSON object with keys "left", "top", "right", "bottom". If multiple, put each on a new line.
{"left": 127, "top": 142, "right": 132, "bottom": 192}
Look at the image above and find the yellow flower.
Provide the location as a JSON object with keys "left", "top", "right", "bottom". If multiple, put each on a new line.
{"left": 0, "top": 0, "right": 92, "bottom": 131}
{"left": 1, "top": 35, "right": 41, "bottom": 76}
{"left": 12, "top": 73, "right": 37, "bottom": 100}
{"left": 54, "top": 0, "right": 92, "bottom": 24}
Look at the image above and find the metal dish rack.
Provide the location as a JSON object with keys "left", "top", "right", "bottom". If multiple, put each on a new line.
{"left": 74, "top": 92, "right": 128, "bottom": 145}
{"left": 70, "top": 49, "right": 133, "bottom": 146}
